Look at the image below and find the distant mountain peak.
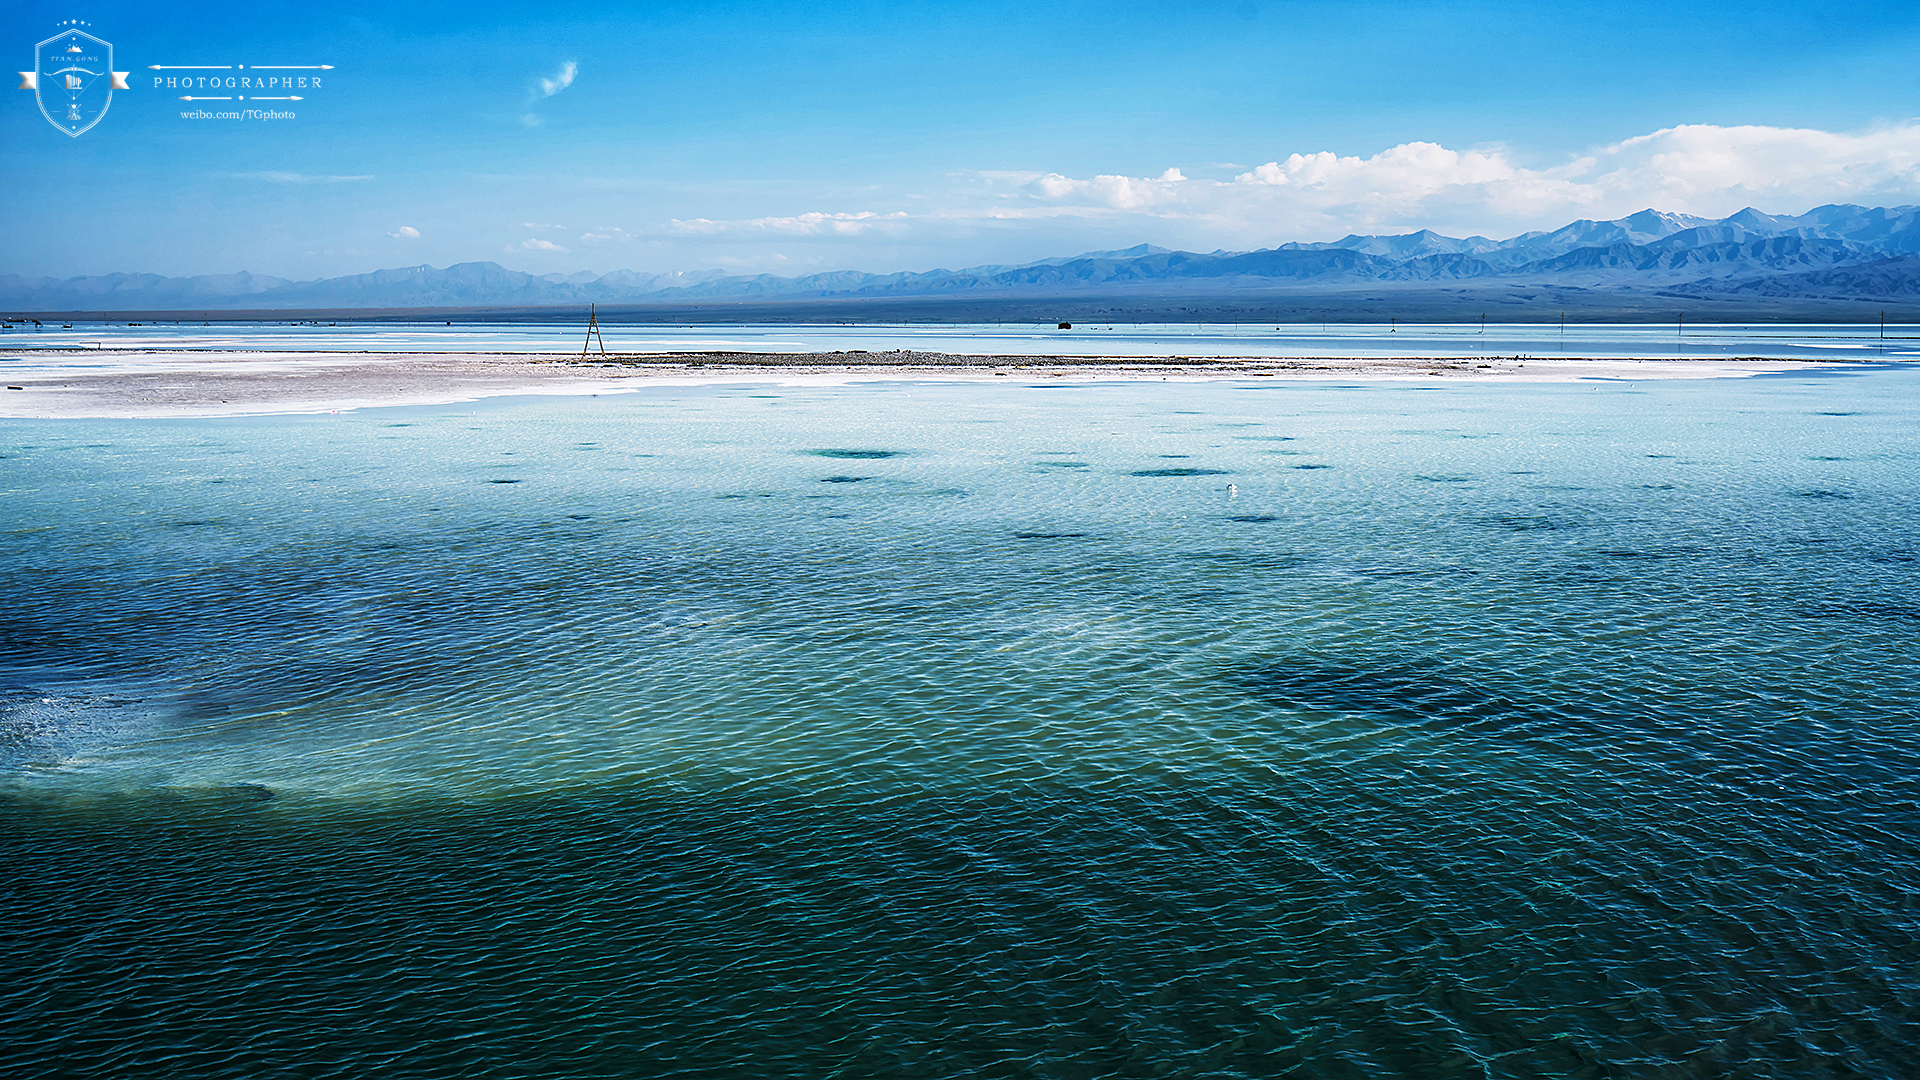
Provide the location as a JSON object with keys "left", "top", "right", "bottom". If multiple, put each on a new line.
{"left": 1090, "top": 243, "right": 1172, "bottom": 258}
{"left": 1722, "top": 207, "right": 1783, "bottom": 228}
{"left": 1623, "top": 208, "right": 1690, "bottom": 226}
{"left": 9, "top": 204, "right": 1920, "bottom": 312}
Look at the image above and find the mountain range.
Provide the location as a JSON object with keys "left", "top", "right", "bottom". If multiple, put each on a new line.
{"left": 5, "top": 205, "right": 1920, "bottom": 314}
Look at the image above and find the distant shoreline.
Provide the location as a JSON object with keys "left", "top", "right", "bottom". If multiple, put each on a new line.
{"left": 4, "top": 292, "right": 1917, "bottom": 325}
{"left": 0, "top": 349, "right": 1873, "bottom": 420}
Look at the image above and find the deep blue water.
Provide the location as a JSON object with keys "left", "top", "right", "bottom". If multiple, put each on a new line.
{"left": 3, "top": 373, "right": 1917, "bottom": 1078}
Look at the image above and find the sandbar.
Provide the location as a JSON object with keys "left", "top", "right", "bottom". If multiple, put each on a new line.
{"left": 0, "top": 349, "right": 1857, "bottom": 419}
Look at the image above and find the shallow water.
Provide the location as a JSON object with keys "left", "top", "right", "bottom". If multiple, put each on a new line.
{"left": 3, "top": 318, "right": 1919, "bottom": 361}
{"left": 3, "top": 373, "right": 1917, "bottom": 1077}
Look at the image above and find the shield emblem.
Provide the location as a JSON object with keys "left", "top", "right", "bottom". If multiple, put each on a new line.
{"left": 30, "top": 28, "right": 125, "bottom": 137}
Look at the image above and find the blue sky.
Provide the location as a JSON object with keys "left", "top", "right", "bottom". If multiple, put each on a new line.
{"left": 7, "top": 0, "right": 1920, "bottom": 280}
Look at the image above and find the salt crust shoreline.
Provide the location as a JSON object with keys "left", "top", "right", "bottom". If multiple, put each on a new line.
{"left": 0, "top": 349, "right": 1855, "bottom": 419}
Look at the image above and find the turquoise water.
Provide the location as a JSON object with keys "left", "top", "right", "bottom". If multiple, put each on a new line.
{"left": 3, "top": 371, "right": 1917, "bottom": 1077}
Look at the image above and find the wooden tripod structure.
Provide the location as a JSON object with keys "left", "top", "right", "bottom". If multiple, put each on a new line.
{"left": 582, "top": 303, "right": 607, "bottom": 357}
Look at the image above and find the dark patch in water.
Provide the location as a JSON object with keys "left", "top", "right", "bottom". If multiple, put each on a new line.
{"left": 809, "top": 449, "right": 901, "bottom": 459}
{"left": 1013, "top": 532, "right": 1090, "bottom": 540}
{"left": 153, "top": 783, "right": 277, "bottom": 806}
{"left": 1292, "top": 464, "right": 1333, "bottom": 470}
{"left": 1789, "top": 490, "right": 1852, "bottom": 500}
{"left": 1033, "top": 461, "right": 1089, "bottom": 468}
{"left": 485, "top": 479, "right": 520, "bottom": 484}
{"left": 1808, "top": 455, "right": 1848, "bottom": 461}
{"left": 1814, "top": 411, "right": 1859, "bottom": 416}
{"left": 1806, "top": 601, "right": 1920, "bottom": 622}
{"left": 1412, "top": 474, "right": 1475, "bottom": 483}
{"left": 820, "top": 476, "right": 869, "bottom": 483}
{"left": 1227, "top": 515, "right": 1279, "bottom": 523}
{"left": 1129, "top": 467, "right": 1228, "bottom": 477}
{"left": 1472, "top": 515, "right": 1570, "bottom": 532}
{"left": 1182, "top": 551, "right": 1307, "bottom": 571}
{"left": 1158, "top": 454, "right": 1192, "bottom": 459}
{"left": 1228, "top": 654, "right": 1546, "bottom": 732}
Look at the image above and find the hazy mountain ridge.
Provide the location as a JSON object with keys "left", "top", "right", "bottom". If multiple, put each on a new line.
{"left": 6, "top": 205, "right": 1919, "bottom": 311}
{"left": 1668, "top": 254, "right": 1920, "bottom": 299}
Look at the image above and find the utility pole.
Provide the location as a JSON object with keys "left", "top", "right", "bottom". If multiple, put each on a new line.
{"left": 582, "top": 303, "right": 606, "bottom": 357}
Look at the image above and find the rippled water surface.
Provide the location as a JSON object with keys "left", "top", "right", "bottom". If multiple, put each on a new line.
{"left": 4, "top": 372, "right": 1917, "bottom": 1078}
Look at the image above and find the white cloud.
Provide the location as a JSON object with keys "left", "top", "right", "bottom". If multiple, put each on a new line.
{"left": 536, "top": 61, "right": 577, "bottom": 99}
{"left": 1596, "top": 122, "right": 1920, "bottom": 206}
{"left": 519, "top": 61, "right": 578, "bottom": 126}
{"left": 668, "top": 210, "right": 912, "bottom": 237}
{"left": 984, "top": 167, "right": 1188, "bottom": 211}
{"left": 483, "top": 121, "right": 1920, "bottom": 272}
{"left": 387, "top": 225, "right": 421, "bottom": 239}
{"left": 1232, "top": 142, "right": 1514, "bottom": 198}
{"left": 973, "top": 122, "right": 1920, "bottom": 242}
